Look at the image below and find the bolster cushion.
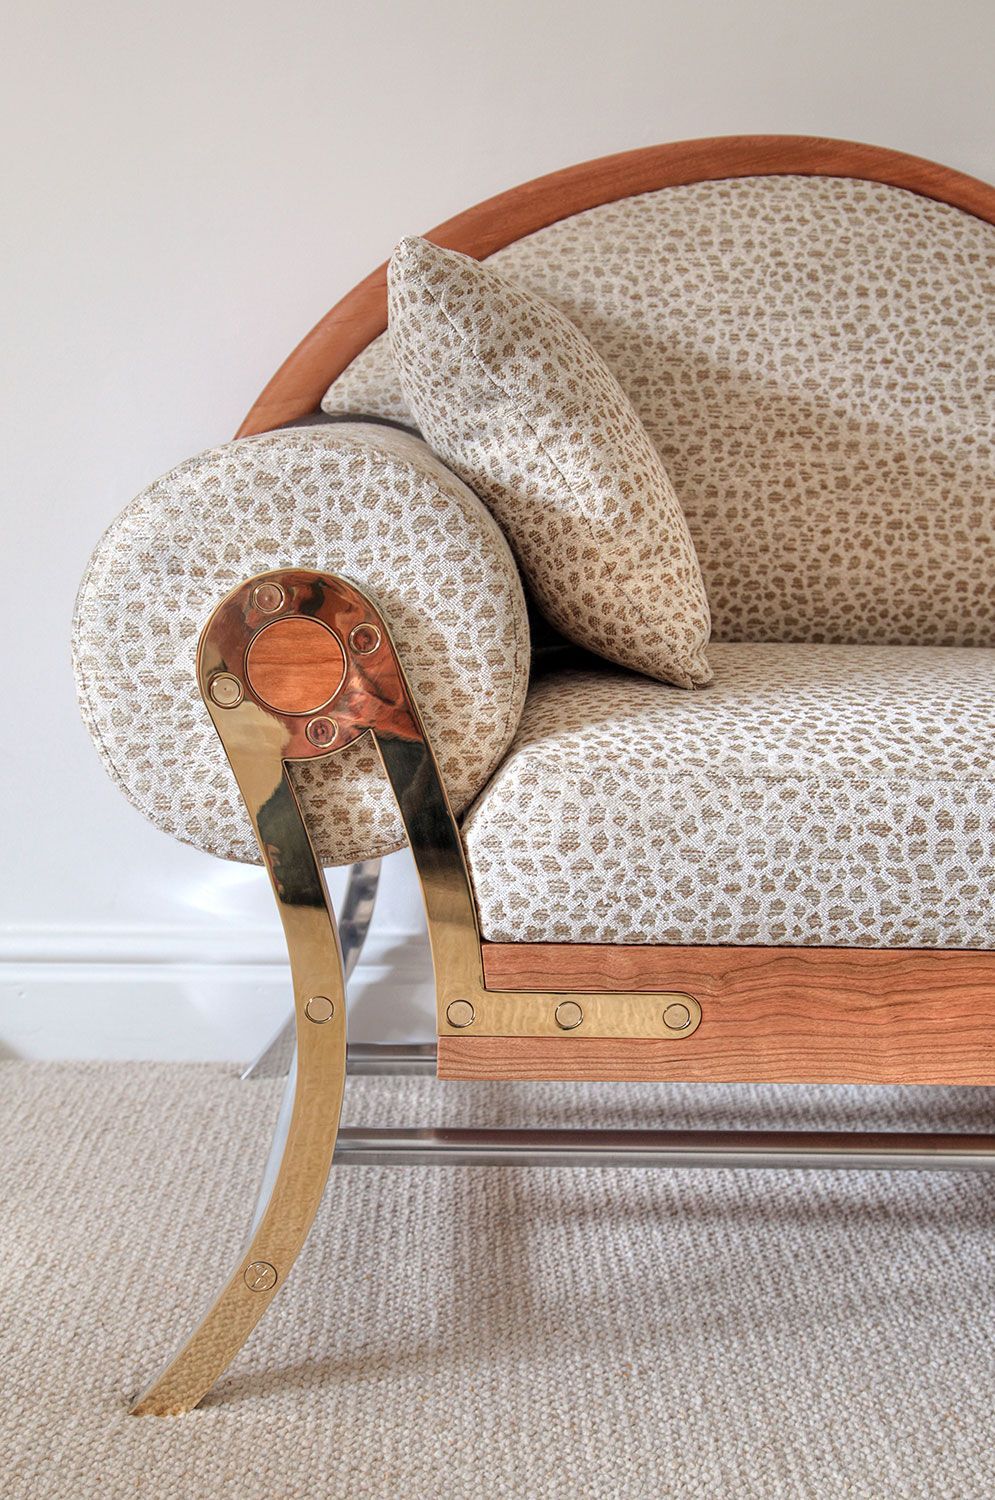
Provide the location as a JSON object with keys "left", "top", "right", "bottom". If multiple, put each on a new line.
{"left": 73, "top": 422, "right": 530, "bottom": 866}
{"left": 387, "top": 235, "right": 713, "bottom": 689}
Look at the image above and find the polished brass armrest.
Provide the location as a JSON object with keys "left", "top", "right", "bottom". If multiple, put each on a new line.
{"left": 131, "top": 567, "right": 698, "bottom": 1417}
{"left": 197, "top": 567, "right": 698, "bottom": 1043}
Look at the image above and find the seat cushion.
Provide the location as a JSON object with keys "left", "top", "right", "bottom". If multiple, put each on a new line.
{"left": 325, "top": 175, "right": 995, "bottom": 649}
{"left": 461, "top": 644, "right": 995, "bottom": 948}
{"left": 73, "top": 423, "right": 530, "bottom": 867}
{"left": 386, "top": 236, "right": 712, "bottom": 689}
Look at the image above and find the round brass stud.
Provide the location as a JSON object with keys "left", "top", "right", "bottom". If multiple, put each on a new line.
{"left": 251, "top": 581, "right": 285, "bottom": 614}
{"left": 209, "top": 673, "right": 243, "bottom": 708}
{"left": 349, "top": 622, "right": 382, "bottom": 655}
{"left": 446, "top": 999, "right": 475, "bottom": 1029}
{"left": 306, "top": 716, "right": 338, "bottom": 748}
{"left": 243, "top": 1261, "right": 277, "bottom": 1292}
{"left": 663, "top": 1002, "right": 692, "bottom": 1032}
{"left": 554, "top": 1000, "right": 584, "bottom": 1031}
{"left": 305, "top": 995, "right": 335, "bottom": 1024}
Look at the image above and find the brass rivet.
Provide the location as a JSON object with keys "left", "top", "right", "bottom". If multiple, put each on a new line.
{"left": 251, "top": 581, "right": 285, "bottom": 614}
{"left": 305, "top": 995, "right": 334, "bottom": 1024}
{"left": 306, "top": 716, "right": 338, "bottom": 748}
{"left": 554, "top": 1000, "right": 584, "bottom": 1031}
{"left": 446, "top": 999, "right": 475, "bottom": 1028}
{"left": 209, "top": 673, "right": 243, "bottom": 708}
{"left": 349, "top": 622, "right": 382, "bottom": 655}
{"left": 243, "top": 1261, "right": 277, "bottom": 1292}
{"left": 663, "top": 1002, "right": 692, "bottom": 1031}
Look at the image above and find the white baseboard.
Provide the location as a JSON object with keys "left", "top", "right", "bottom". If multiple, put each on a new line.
{"left": 0, "top": 923, "right": 435, "bottom": 1061}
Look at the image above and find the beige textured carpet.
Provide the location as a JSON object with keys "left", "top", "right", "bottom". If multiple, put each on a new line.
{"left": 5, "top": 1064, "right": 995, "bottom": 1499}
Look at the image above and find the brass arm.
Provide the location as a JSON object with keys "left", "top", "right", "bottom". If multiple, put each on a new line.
{"left": 131, "top": 567, "right": 698, "bottom": 1417}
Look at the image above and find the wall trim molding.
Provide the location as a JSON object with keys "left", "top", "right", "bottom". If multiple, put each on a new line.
{"left": 0, "top": 921, "right": 426, "bottom": 970}
{"left": 0, "top": 922, "right": 434, "bottom": 1060}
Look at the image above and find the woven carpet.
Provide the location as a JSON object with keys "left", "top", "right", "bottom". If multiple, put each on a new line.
{"left": 5, "top": 1061, "right": 995, "bottom": 1498}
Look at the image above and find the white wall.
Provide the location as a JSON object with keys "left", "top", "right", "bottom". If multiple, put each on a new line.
{"left": 2, "top": 0, "right": 993, "bottom": 1059}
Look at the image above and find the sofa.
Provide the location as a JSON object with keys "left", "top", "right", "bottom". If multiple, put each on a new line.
{"left": 72, "top": 136, "right": 995, "bottom": 1414}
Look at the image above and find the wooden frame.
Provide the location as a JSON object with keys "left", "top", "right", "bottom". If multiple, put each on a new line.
{"left": 236, "top": 134, "right": 995, "bottom": 438}
{"left": 432, "top": 945, "right": 995, "bottom": 1083}
{"left": 233, "top": 135, "right": 995, "bottom": 1088}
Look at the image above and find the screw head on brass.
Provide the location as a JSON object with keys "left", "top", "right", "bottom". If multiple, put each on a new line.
{"left": 663, "top": 1002, "right": 692, "bottom": 1031}
{"left": 305, "top": 995, "right": 335, "bottom": 1024}
{"left": 243, "top": 1261, "right": 277, "bottom": 1292}
{"left": 349, "top": 622, "right": 382, "bottom": 655}
{"left": 554, "top": 1000, "right": 584, "bottom": 1031}
{"left": 306, "top": 716, "right": 338, "bottom": 748}
{"left": 446, "top": 999, "right": 475, "bottom": 1029}
{"left": 251, "top": 581, "right": 285, "bottom": 615}
{"left": 209, "top": 673, "right": 243, "bottom": 708}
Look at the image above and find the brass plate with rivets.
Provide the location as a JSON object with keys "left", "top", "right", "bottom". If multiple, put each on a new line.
{"left": 440, "top": 991, "right": 702, "bottom": 1040}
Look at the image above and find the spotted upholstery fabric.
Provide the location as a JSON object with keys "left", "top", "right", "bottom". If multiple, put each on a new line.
{"left": 325, "top": 176, "right": 995, "bottom": 649}
{"left": 461, "top": 644, "right": 995, "bottom": 948}
{"left": 387, "top": 236, "right": 712, "bottom": 688}
{"left": 73, "top": 424, "right": 530, "bottom": 866}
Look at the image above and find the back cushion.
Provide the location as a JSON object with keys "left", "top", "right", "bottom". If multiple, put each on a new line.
{"left": 323, "top": 176, "right": 995, "bottom": 647}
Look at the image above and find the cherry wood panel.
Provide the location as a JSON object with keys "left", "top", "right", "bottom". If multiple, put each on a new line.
{"left": 237, "top": 135, "right": 995, "bottom": 438}
{"left": 244, "top": 616, "right": 346, "bottom": 713}
{"left": 436, "top": 943, "right": 995, "bottom": 1083}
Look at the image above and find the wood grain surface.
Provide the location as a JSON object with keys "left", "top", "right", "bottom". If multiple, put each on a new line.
{"left": 244, "top": 616, "right": 346, "bottom": 714}
{"left": 436, "top": 943, "right": 995, "bottom": 1083}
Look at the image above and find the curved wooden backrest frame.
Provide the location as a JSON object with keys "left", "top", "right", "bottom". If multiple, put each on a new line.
{"left": 237, "top": 134, "right": 995, "bottom": 438}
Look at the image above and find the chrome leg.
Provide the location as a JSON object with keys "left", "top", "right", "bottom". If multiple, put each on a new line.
{"left": 338, "top": 858, "right": 383, "bottom": 980}
{"left": 346, "top": 1041, "right": 437, "bottom": 1075}
{"left": 246, "top": 1051, "right": 300, "bottom": 1239}
{"left": 241, "top": 858, "right": 381, "bottom": 1080}
{"left": 246, "top": 1041, "right": 435, "bottom": 1237}
{"left": 240, "top": 1015, "right": 296, "bottom": 1082}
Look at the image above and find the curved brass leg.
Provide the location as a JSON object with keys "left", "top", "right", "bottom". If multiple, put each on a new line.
{"left": 130, "top": 566, "right": 706, "bottom": 1415}
{"left": 132, "top": 767, "right": 345, "bottom": 1415}
{"left": 132, "top": 696, "right": 349, "bottom": 1410}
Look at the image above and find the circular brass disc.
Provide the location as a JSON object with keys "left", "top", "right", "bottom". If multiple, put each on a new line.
{"left": 245, "top": 617, "right": 346, "bottom": 715}
{"left": 554, "top": 1000, "right": 584, "bottom": 1031}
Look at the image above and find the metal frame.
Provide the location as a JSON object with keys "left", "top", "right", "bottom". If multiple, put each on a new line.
{"left": 242, "top": 857, "right": 381, "bottom": 1080}
{"left": 337, "top": 1045, "right": 995, "bottom": 1171}
{"left": 130, "top": 568, "right": 995, "bottom": 1416}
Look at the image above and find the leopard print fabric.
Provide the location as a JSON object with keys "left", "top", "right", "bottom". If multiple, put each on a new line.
{"left": 73, "top": 424, "right": 530, "bottom": 866}
{"left": 326, "top": 176, "right": 995, "bottom": 648}
{"left": 461, "top": 643, "right": 995, "bottom": 948}
{"left": 386, "top": 235, "right": 713, "bottom": 689}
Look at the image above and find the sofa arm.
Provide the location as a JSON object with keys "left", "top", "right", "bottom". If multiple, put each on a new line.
{"left": 72, "top": 421, "right": 530, "bottom": 867}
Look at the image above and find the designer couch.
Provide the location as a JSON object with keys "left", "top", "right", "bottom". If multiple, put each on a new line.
{"left": 72, "top": 136, "right": 995, "bottom": 1415}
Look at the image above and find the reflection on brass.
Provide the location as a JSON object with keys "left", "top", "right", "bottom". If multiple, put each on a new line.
{"left": 243, "top": 1262, "right": 278, "bottom": 1292}
{"left": 554, "top": 1000, "right": 584, "bottom": 1031}
{"left": 306, "top": 716, "right": 338, "bottom": 748}
{"left": 208, "top": 673, "right": 243, "bottom": 708}
{"left": 130, "top": 568, "right": 707, "bottom": 1418}
{"left": 305, "top": 995, "right": 335, "bottom": 1024}
{"left": 251, "top": 581, "right": 285, "bottom": 614}
{"left": 663, "top": 1002, "right": 692, "bottom": 1032}
{"left": 349, "top": 622, "right": 382, "bottom": 655}
{"left": 446, "top": 999, "right": 476, "bottom": 1028}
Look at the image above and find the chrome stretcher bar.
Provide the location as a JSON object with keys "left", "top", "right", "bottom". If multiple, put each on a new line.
{"left": 342, "top": 1045, "right": 995, "bottom": 1171}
